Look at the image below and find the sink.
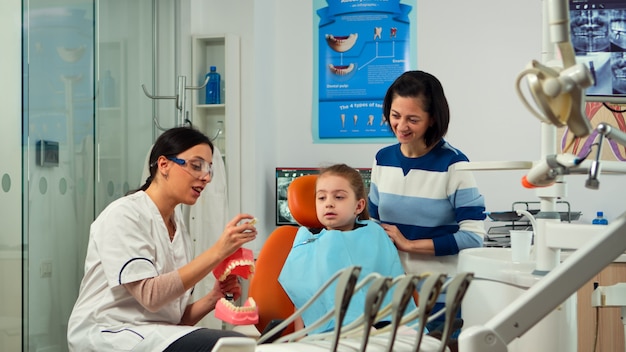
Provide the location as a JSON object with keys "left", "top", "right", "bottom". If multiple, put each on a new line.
{"left": 458, "top": 247, "right": 540, "bottom": 288}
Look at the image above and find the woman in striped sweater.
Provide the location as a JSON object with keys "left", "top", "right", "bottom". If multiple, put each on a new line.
{"left": 368, "top": 70, "right": 486, "bottom": 336}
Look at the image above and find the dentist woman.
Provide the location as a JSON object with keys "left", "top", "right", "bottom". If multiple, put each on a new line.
{"left": 67, "top": 127, "right": 257, "bottom": 351}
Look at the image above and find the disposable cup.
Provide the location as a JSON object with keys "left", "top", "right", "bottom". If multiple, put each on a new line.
{"left": 510, "top": 230, "right": 533, "bottom": 262}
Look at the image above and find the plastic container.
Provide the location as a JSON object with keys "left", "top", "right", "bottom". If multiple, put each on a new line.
{"left": 592, "top": 211, "right": 608, "bottom": 225}
{"left": 205, "top": 66, "right": 221, "bottom": 104}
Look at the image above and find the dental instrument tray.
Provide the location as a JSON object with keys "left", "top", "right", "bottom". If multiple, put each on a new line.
{"left": 485, "top": 201, "right": 581, "bottom": 247}
{"left": 487, "top": 210, "right": 539, "bottom": 222}
{"left": 487, "top": 201, "right": 581, "bottom": 223}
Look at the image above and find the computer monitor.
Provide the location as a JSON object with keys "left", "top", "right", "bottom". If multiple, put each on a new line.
{"left": 570, "top": 0, "right": 626, "bottom": 103}
{"left": 275, "top": 167, "right": 372, "bottom": 226}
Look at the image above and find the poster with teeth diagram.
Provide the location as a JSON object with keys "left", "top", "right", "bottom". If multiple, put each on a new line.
{"left": 314, "top": 0, "right": 416, "bottom": 141}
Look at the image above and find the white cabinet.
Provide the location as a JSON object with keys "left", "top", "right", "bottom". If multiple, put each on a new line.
{"left": 191, "top": 34, "right": 241, "bottom": 215}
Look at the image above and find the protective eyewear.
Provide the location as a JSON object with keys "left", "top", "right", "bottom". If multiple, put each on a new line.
{"left": 168, "top": 156, "right": 213, "bottom": 180}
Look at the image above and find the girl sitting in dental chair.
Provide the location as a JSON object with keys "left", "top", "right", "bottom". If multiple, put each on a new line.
{"left": 278, "top": 163, "right": 416, "bottom": 335}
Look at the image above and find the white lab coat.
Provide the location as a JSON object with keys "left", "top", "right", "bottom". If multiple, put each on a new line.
{"left": 67, "top": 191, "right": 200, "bottom": 351}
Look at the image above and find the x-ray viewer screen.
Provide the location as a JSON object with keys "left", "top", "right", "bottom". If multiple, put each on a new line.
{"left": 570, "top": 0, "right": 626, "bottom": 102}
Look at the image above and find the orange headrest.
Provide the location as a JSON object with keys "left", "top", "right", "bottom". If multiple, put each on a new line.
{"left": 287, "top": 174, "right": 323, "bottom": 228}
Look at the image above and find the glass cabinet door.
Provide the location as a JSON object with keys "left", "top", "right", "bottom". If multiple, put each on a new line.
{"left": 95, "top": 0, "right": 156, "bottom": 215}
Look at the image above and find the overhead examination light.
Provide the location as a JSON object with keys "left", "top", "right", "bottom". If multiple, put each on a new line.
{"left": 516, "top": 0, "right": 594, "bottom": 138}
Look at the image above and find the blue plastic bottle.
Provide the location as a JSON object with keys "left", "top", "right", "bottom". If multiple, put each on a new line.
{"left": 205, "top": 66, "right": 221, "bottom": 104}
{"left": 592, "top": 211, "right": 608, "bottom": 225}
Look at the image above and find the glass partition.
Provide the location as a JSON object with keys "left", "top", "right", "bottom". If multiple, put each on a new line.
{"left": 23, "top": 3, "right": 95, "bottom": 350}
{"left": 21, "top": 0, "right": 163, "bottom": 350}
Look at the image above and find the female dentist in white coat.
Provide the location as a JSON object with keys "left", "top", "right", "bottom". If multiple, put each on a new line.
{"left": 67, "top": 127, "right": 257, "bottom": 352}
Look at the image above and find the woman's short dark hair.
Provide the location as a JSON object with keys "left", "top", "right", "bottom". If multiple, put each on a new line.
{"left": 130, "top": 126, "right": 213, "bottom": 194}
{"left": 382, "top": 70, "right": 450, "bottom": 147}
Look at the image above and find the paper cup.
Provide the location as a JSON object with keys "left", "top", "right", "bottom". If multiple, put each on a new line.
{"left": 510, "top": 230, "right": 533, "bottom": 262}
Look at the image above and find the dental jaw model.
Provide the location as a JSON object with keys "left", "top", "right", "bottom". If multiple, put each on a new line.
{"left": 213, "top": 247, "right": 259, "bottom": 326}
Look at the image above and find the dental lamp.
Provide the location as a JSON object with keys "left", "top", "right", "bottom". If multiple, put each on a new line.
{"left": 521, "top": 152, "right": 582, "bottom": 188}
{"left": 515, "top": 0, "right": 594, "bottom": 138}
{"left": 521, "top": 122, "right": 626, "bottom": 190}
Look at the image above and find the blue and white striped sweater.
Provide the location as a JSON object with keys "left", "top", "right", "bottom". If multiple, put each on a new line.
{"left": 368, "top": 141, "right": 486, "bottom": 256}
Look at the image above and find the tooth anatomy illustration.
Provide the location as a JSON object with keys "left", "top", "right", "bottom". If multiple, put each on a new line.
{"left": 367, "top": 114, "right": 374, "bottom": 126}
{"left": 374, "top": 27, "right": 382, "bottom": 40}
{"left": 390, "top": 27, "right": 397, "bottom": 38}
{"left": 325, "top": 33, "right": 358, "bottom": 52}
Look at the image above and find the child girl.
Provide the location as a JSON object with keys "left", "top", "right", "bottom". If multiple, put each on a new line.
{"left": 278, "top": 163, "right": 414, "bottom": 334}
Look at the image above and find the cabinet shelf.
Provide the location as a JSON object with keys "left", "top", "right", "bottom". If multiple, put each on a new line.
{"left": 191, "top": 34, "right": 241, "bottom": 215}
{"left": 196, "top": 104, "right": 225, "bottom": 110}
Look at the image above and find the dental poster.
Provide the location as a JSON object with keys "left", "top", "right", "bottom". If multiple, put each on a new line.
{"left": 314, "top": 0, "right": 416, "bottom": 141}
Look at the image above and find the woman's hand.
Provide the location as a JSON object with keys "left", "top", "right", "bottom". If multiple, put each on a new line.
{"left": 180, "top": 275, "right": 243, "bottom": 326}
{"left": 381, "top": 223, "right": 411, "bottom": 251}
{"left": 381, "top": 223, "right": 435, "bottom": 255}
{"left": 212, "top": 274, "right": 242, "bottom": 301}
{"left": 213, "top": 213, "right": 258, "bottom": 260}
{"left": 179, "top": 214, "right": 256, "bottom": 292}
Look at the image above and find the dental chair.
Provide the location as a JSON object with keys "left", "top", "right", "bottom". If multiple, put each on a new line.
{"left": 247, "top": 174, "right": 323, "bottom": 338}
{"left": 248, "top": 174, "right": 421, "bottom": 341}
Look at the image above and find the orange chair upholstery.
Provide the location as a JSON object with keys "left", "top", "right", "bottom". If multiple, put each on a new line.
{"left": 248, "top": 174, "right": 322, "bottom": 336}
{"left": 286, "top": 175, "right": 321, "bottom": 228}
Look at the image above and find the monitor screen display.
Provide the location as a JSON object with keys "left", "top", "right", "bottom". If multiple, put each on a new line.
{"left": 275, "top": 167, "right": 372, "bottom": 226}
{"left": 570, "top": 0, "right": 626, "bottom": 103}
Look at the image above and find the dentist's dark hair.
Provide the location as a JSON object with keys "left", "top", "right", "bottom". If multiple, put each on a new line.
{"left": 382, "top": 70, "right": 450, "bottom": 148}
{"left": 128, "top": 126, "right": 213, "bottom": 195}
